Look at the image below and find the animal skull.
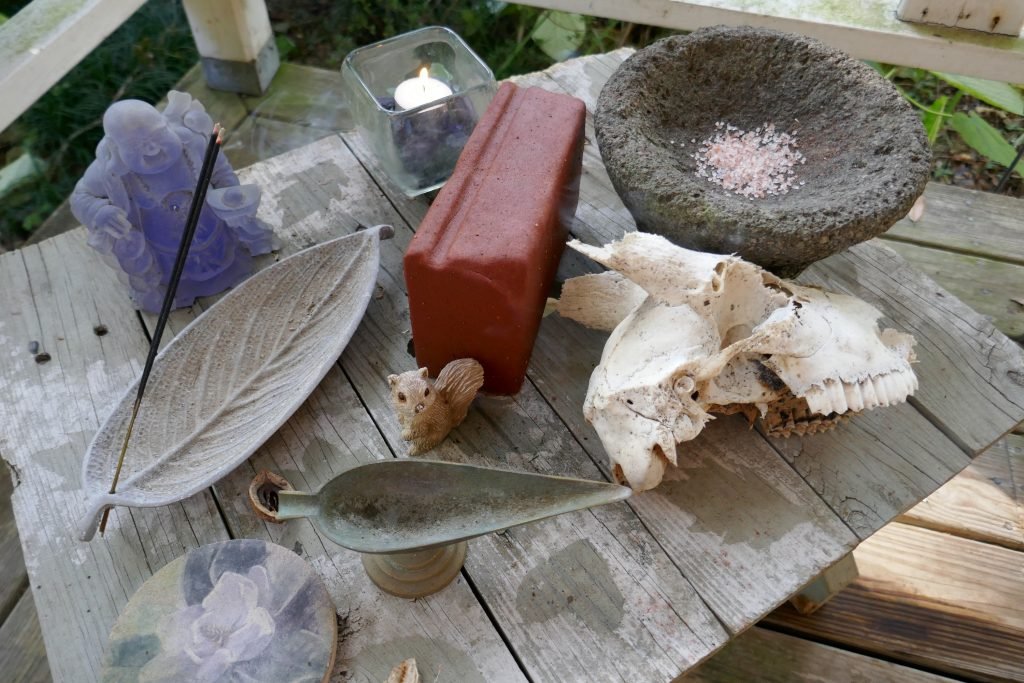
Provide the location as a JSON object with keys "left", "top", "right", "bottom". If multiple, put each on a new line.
{"left": 551, "top": 233, "right": 918, "bottom": 491}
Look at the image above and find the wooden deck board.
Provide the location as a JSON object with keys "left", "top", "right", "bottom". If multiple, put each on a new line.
{"left": 0, "top": 466, "right": 28, "bottom": 625}
{"left": 0, "top": 591, "right": 51, "bottom": 683}
{"left": 678, "top": 626, "right": 959, "bottom": 682}
{"left": 899, "top": 434, "right": 1024, "bottom": 550}
{"left": 884, "top": 183, "right": 1024, "bottom": 266}
{"left": 766, "top": 522, "right": 1024, "bottom": 681}
{"left": 0, "top": 234, "right": 230, "bottom": 681}
{"left": 798, "top": 242, "right": 1024, "bottom": 455}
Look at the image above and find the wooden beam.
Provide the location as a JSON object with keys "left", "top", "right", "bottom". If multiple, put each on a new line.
{"left": 898, "top": 0, "right": 1024, "bottom": 37}
{"left": 512, "top": 0, "right": 1024, "bottom": 82}
{"left": 0, "top": 0, "right": 146, "bottom": 133}
{"left": 181, "top": 0, "right": 279, "bottom": 95}
{"left": 789, "top": 553, "right": 859, "bottom": 615}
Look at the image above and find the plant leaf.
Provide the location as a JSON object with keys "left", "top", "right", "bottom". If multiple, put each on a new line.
{"left": 950, "top": 112, "right": 1024, "bottom": 173}
{"left": 0, "top": 153, "right": 43, "bottom": 199}
{"left": 78, "top": 226, "right": 389, "bottom": 540}
{"left": 532, "top": 11, "right": 586, "bottom": 62}
{"left": 863, "top": 60, "right": 890, "bottom": 77}
{"left": 275, "top": 34, "right": 296, "bottom": 61}
{"left": 922, "top": 95, "right": 948, "bottom": 145}
{"left": 933, "top": 72, "right": 1024, "bottom": 115}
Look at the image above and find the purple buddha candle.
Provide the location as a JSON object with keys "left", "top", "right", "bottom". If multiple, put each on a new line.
{"left": 71, "top": 91, "right": 276, "bottom": 313}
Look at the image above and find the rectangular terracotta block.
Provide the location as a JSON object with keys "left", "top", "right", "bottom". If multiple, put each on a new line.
{"left": 404, "top": 82, "right": 586, "bottom": 394}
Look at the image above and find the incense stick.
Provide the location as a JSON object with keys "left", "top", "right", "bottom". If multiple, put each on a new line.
{"left": 98, "top": 124, "right": 225, "bottom": 536}
{"left": 995, "top": 139, "right": 1024, "bottom": 194}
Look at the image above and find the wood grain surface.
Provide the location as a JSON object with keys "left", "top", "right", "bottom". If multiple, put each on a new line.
{"left": 899, "top": 434, "right": 1024, "bottom": 550}
{"left": 768, "top": 522, "right": 1024, "bottom": 681}
{"left": 0, "top": 591, "right": 51, "bottom": 683}
{"left": 0, "top": 467, "right": 27, "bottom": 624}
{"left": 679, "top": 625, "right": 958, "bottom": 682}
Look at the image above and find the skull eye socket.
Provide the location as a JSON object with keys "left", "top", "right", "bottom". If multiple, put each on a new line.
{"left": 398, "top": 392, "right": 406, "bottom": 402}
{"left": 424, "top": 387, "right": 430, "bottom": 397}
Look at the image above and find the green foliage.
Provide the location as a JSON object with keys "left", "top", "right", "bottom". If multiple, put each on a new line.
{"left": 532, "top": 11, "right": 587, "bottom": 62}
{"left": 0, "top": 0, "right": 197, "bottom": 247}
{"left": 932, "top": 73, "right": 1024, "bottom": 116}
{"left": 884, "top": 66, "right": 1023, "bottom": 189}
{"left": 265, "top": 1, "right": 658, "bottom": 80}
{"left": 951, "top": 112, "right": 1024, "bottom": 174}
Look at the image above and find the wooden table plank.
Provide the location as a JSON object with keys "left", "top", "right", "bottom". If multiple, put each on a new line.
{"left": 763, "top": 402, "right": 970, "bottom": 539}
{"left": 215, "top": 375, "right": 525, "bottom": 683}
{"left": 235, "top": 137, "right": 732, "bottom": 680}
{"left": 0, "top": 234, "right": 230, "bottom": 681}
{"left": 132, "top": 145, "right": 529, "bottom": 683}
{"left": 883, "top": 240, "right": 1024, "bottom": 342}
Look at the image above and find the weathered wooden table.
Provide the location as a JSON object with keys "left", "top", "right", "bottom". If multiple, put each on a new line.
{"left": 2, "top": 52, "right": 1023, "bottom": 683}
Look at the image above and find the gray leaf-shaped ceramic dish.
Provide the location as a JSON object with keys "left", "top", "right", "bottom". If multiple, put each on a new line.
{"left": 78, "top": 225, "right": 393, "bottom": 541}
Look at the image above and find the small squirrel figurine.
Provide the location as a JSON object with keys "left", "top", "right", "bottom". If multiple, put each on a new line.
{"left": 388, "top": 359, "right": 485, "bottom": 455}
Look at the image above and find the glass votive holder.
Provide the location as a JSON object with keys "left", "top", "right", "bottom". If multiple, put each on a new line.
{"left": 342, "top": 26, "right": 496, "bottom": 197}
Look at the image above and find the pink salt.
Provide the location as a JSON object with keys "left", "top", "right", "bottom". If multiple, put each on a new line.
{"left": 693, "top": 122, "right": 805, "bottom": 199}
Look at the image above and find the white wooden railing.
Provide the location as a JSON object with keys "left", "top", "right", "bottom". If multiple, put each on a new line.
{"left": 514, "top": 0, "right": 1024, "bottom": 81}
{"left": 0, "top": 0, "right": 278, "bottom": 132}
{"left": 1, "top": 0, "right": 1022, "bottom": 133}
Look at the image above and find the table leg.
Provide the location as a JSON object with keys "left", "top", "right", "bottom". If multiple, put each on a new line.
{"left": 789, "top": 552, "right": 859, "bottom": 615}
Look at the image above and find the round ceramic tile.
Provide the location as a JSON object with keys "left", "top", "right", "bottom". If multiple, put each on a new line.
{"left": 102, "top": 539, "right": 336, "bottom": 683}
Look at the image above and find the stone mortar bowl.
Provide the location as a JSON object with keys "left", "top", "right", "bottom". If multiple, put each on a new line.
{"left": 594, "top": 25, "right": 931, "bottom": 276}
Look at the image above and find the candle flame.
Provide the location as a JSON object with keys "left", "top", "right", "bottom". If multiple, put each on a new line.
{"left": 419, "top": 66, "right": 430, "bottom": 80}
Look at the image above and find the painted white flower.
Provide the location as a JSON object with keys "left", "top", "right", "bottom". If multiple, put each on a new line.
{"left": 180, "top": 567, "right": 276, "bottom": 682}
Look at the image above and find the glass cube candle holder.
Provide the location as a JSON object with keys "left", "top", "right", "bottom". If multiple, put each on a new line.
{"left": 342, "top": 27, "right": 496, "bottom": 196}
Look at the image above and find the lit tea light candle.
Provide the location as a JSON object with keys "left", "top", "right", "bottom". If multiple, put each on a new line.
{"left": 394, "top": 67, "right": 453, "bottom": 110}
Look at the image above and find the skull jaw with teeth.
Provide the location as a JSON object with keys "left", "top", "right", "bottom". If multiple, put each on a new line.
{"left": 553, "top": 233, "right": 918, "bottom": 491}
